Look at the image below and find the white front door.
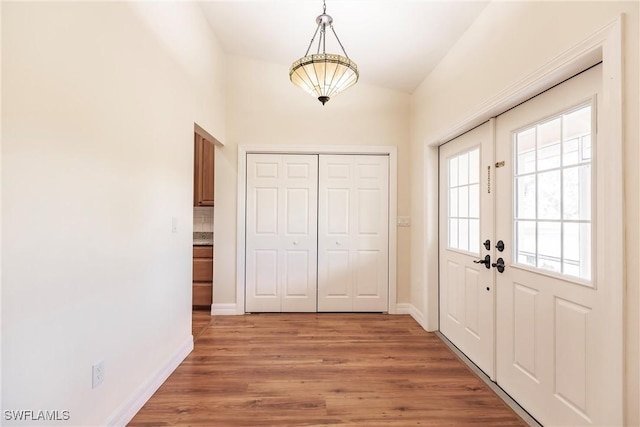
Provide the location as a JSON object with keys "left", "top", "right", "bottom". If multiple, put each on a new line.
{"left": 318, "top": 155, "right": 389, "bottom": 312}
{"left": 495, "top": 64, "right": 621, "bottom": 425}
{"left": 245, "top": 154, "right": 318, "bottom": 312}
{"left": 438, "top": 122, "right": 495, "bottom": 377}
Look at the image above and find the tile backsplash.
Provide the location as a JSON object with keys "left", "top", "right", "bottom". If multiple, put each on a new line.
{"left": 193, "top": 207, "right": 214, "bottom": 232}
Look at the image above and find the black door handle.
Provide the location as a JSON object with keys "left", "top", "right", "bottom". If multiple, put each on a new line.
{"left": 492, "top": 257, "right": 505, "bottom": 273}
{"left": 473, "top": 255, "right": 491, "bottom": 269}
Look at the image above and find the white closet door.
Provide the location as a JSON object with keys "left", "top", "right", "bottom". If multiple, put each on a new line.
{"left": 318, "top": 155, "right": 389, "bottom": 312}
{"left": 245, "top": 154, "right": 318, "bottom": 312}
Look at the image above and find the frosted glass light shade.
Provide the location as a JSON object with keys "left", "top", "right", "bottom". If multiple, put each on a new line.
{"left": 289, "top": 53, "right": 359, "bottom": 105}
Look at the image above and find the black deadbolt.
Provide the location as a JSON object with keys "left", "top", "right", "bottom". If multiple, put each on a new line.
{"left": 496, "top": 240, "right": 505, "bottom": 252}
{"left": 492, "top": 257, "right": 505, "bottom": 273}
{"left": 483, "top": 239, "right": 491, "bottom": 250}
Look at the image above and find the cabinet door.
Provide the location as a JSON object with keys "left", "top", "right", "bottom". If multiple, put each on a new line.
{"left": 193, "top": 246, "right": 213, "bottom": 307}
{"left": 194, "top": 133, "right": 215, "bottom": 206}
{"left": 318, "top": 155, "right": 389, "bottom": 312}
{"left": 193, "top": 283, "right": 212, "bottom": 307}
{"left": 245, "top": 154, "right": 318, "bottom": 312}
{"left": 193, "top": 258, "right": 213, "bottom": 282}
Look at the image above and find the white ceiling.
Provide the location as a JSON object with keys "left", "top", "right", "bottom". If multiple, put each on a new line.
{"left": 200, "top": 1, "right": 489, "bottom": 93}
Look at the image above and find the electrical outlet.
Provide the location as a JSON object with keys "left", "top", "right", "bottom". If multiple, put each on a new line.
{"left": 92, "top": 360, "right": 105, "bottom": 389}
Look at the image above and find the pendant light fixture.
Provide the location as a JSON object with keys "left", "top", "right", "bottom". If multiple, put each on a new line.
{"left": 289, "top": 0, "right": 359, "bottom": 105}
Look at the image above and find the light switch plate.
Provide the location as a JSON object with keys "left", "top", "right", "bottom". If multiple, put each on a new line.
{"left": 397, "top": 216, "right": 411, "bottom": 227}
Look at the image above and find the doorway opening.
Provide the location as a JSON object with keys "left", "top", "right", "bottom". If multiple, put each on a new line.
{"left": 192, "top": 125, "right": 217, "bottom": 339}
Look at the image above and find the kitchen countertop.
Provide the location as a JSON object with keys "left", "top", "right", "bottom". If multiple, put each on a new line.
{"left": 193, "top": 232, "right": 213, "bottom": 246}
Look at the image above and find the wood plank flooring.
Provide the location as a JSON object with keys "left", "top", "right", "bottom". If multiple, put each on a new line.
{"left": 192, "top": 309, "right": 212, "bottom": 340}
{"left": 130, "top": 314, "right": 526, "bottom": 426}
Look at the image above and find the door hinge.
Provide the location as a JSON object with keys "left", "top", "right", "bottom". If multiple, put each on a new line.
{"left": 495, "top": 160, "right": 505, "bottom": 168}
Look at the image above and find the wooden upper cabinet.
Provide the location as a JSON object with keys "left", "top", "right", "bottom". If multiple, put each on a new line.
{"left": 194, "top": 133, "right": 215, "bottom": 206}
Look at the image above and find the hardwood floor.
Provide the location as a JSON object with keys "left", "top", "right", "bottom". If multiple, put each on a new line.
{"left": 192, "top": 309, "right": 212, "bottom": 340}
{"left": 130, "top": 314, "right": 526, "bottom": 426}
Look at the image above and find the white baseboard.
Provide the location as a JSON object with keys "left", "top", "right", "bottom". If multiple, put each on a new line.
{"left": 106, "top": 336, "right": 193, "bottom": 426}
{"left": 211, "top": 303, "right": 238, "bottom": 315}
{"left": 396, "top": 303, "right": 428, "bottom": 331}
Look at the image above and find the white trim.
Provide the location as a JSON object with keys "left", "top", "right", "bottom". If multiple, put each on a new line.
{"left": 388, "top": 148, "right": 398, "bottom": 314}
{"left": 194, "top": 122, "right": 224, "bottom": 146}
{"left": 106, "top": 337, "right": 193, "bottom": 426}
{"left": 237, "top": 144, "right": 399, "bottom": 314}
{"left": 211, "top": 303, "right": 238, "bottom": 315}
{"left": 427, "top": 16, "right": 624, "bottom": 424}
{"left": 396, "top": 303, "right": 427, "bottom": 330}
{"left": 423, "top": 144, "right": 440, "bottom": 331}
{"left": 489, "top": 117, "right": 497, "bottom": 382}
{"left": 430, "top": 19, "right": 616, "bottom": 146}
{"left": 236, "top": 146, "right": 247, "bottom": 314}
{"left": 596, "top": 16, "right": 624, "bottom": 424}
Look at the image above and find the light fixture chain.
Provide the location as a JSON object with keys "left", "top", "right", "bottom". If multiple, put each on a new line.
{"left": 323, "top": 0, "right": 326, "bottom": 13}
{"left": 304, "top": 22, "right": 321, "bottom": 57}
{"left": 317, "top": 26, "right": 324, "bottom": 54}
{"left": 330, "top": 25, "right": 350, "bottom": 59}
{"left": 323, "top": 24, "right": 326, "bottom": 54}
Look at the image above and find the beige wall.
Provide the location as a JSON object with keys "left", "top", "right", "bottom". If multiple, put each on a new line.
{"left": 214, "top": 55, "right": 411, "bottom": 308}
{"left": 409, "top": 1, "right": 639, "bottom": 424}
{"left": 1, "top": 2, "right": 226, "bottom": 424}
{"left": 3, "top": 1, "right": 638, "bottom": 424}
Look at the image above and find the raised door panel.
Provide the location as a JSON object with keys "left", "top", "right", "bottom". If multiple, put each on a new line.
{"left": 255, "top": 188, "right": 278, "bottom": 235}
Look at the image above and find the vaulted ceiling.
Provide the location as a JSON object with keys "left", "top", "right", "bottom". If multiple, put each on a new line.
{"left": 200, "top": 1, "right": 489, "bottom": 93}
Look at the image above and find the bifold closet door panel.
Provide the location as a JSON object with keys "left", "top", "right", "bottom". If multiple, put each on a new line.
{"left": 245, "top": 154, "right": 318, "bottom": 312}
{"left": 318, "top": 155, "right": 389, "bottom": 312}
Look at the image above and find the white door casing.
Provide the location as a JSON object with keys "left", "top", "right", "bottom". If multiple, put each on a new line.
{"left": 494, "top": 64, "right": 622, "bottom": 426}
{"left": 245, "top": 154, "right": 318, "bottom": 312}
{"left": 438, "top": 122, "right": 495, "bottom": 378}
{"left": 237, "top": 146, "right": 398, "bottom": 315}
{"left": 318, "top": 155, "right": 389, "bottom": 312}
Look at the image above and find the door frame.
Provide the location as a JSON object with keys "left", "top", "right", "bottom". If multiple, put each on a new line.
{"left": 236, "top": 145, "right": 398, "bottom": 314}
{"left": 427, "top": 16, "right": 624, "bottom": 419}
